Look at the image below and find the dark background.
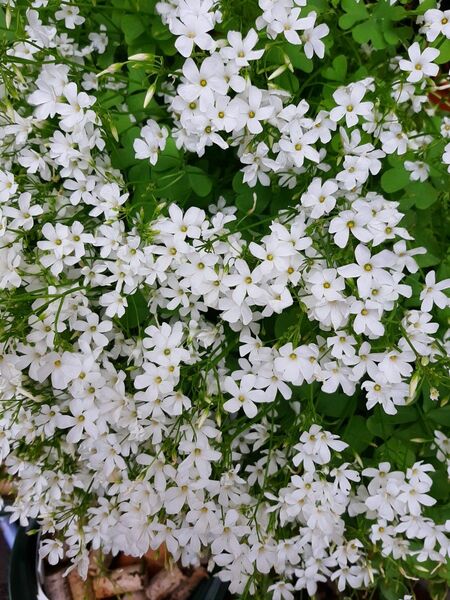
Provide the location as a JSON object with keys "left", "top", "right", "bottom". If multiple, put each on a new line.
{"left": 0, "top": 530, "right": 9, "bottom": 599}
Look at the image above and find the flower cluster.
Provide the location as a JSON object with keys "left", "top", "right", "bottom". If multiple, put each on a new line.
{"left": 0, "top": 1, "right": 449, "bottom": 599}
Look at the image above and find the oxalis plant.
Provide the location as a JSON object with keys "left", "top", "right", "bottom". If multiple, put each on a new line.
{"left": 0, "top": 0, "right": 450, "bottom": 598}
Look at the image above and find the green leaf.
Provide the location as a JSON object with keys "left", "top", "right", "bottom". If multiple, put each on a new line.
{"left": 395, "top": 422, "right": 428, "bottom": 441}
{"left": 236, "top": 182, "right": 271, "bottom": 214}
{"left": 379, "top": 581, "right": 408, "bottom": 600}
{"left": 111, "top": 148, "right": 139, "bottom": 170}
{"left": 284, "top": 45, "right": 313, "bottom": 72}
{"left": 376, "top": 438, "right": 415, "bottom": 469}
{"left": 342, "top": 416, "right": 374, "bottom": 454}
{"left": 119, "top": 290, "right": 148, "bottom": 331}
{"left": 316, "top": 392, "right": 356, "bottom": 418}
{"left": 153, "top": 138, "right": 182, "bottom": 172}
{"left": 415, "top": 252, "right": 440, "bottom": 268}
{"left": 122, "top": 14, "right": 146, "bottom": 43}
{"left": 186, "top": 166, "right": 213, "bottom": 197}
{"left": 155, "top": 170, "right": 190, "bottom": 202}
{"left": 274, "top": 308, "right": 298, "bottom": 339}
{"left": 414, "top": 0, "right": 437, "bottom": 13}
{"left": 381, "top": 167, "right": 410, "bottom": 193}
{"left": 428, "top": 406, "right": 450, "bottom": 426}
{"left": 388, "top": 405, "right": 419, "bottom": 424}
{"left": 372, "top": 0, "right": 405, "bottom": 20}
{"left": 404, "top": 181, "right": 438, "bottom": 209}
{"left": 98, "top": 90, "right": 124, "bottom": 110}
{"left": 367, "top": 407, "right": 395, "bottom": 438}
{"left": 431, "top": 470, "right": 450, "bottom": 501}
{"left": 323, "top": 55, "right": 347, "bottom": 82}
{"left": 339, "top": 0, "right": 368, "bottom": 29}
{"left": 353, "top": 20, "right": 386, "bottom": 49}
{"left": 435, "top": 38, "right": 450, "bottom": 64}
{"left": 232, "top": 171, "right": 246, "bottom": 193}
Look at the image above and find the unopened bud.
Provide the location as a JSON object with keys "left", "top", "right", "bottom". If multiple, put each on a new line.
{"left": 421, "top": 356, "right": 429, "bottom": 366}
{"left": 110, "top": 123, "right": 119, "bottom": 142}
{"left": 97, "top": 62, "right": 124, "bottom": 78}
{"left": 430, "top": 387, "right": 439, "bottom": 402}
{"left": 5, "top": 5, "right": 11, "bottom": 28}
{"left": 283, "top": 53, "right": 294, "bottom": 73}
{"left": 407, "top": 373, "right": 420, "bottom": 404}
{"left": 128, "top": 53, "right": 154, "bottom": 62}
{"left": 268, "top": 64, "right": 288, "bottom": 81}
{"left": 196, "top": 410, "right": 209, "bottom": 429}
{"left": 247, "top": 193, "right": 257, "bottom": 215}
{"left": 143, "top": 83, "right": 156, "bottom": 108}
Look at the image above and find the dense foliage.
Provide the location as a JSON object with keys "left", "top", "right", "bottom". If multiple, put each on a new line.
{"left": 0, "top": 0, "right": 449, "bottom": 598}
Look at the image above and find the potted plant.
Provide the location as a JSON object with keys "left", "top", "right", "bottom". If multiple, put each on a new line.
{"left": 8, "top": 524, "right": 230, "bottom": 600}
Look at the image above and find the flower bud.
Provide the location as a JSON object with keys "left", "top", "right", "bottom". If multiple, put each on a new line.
{"left": 96, "top": 63, "right": 124, "bottom": 78}
{"left": 143, "top": 84, "right": 156, "bottom": 109}
{"left": 128, "top": 53, "right": 154, "bottom": 62}
{"left": 407, "top": 373, "right": 420, "bottom": 404}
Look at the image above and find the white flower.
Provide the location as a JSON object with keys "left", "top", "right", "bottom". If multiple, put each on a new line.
{"left": 301, "top": 178, "right": 337, "bottom": 218}
{"left": 422, "top": 9, "right": 450, "bottom": 43}
{"left": 329, "top": 211, "right": 371, "bottom": 248}
{"left": 57, "top": 82, "right": 95, "bottom": 130}
{"left": 404, "top": 160, "right": 429, "bottom": 182}
{"left": 330, "top": 83, "right": 373, "bottom": 127}
{"left": 268, "top": 581, "right": 295, "bottom": 600}
{"left": 36, "top": 351, "right": 81, "bottom": 390}
{"left": 223, "top": 374, "right": 266, "bottom": 418}
{"left": 420, "top": 271, "right": 450, "bottom": 312}
{"left": 223, "top": 259, "right": 266, "bottom": 305}
{"left": 39, "top": 538, "right": 64, "bottom": 566}
{"left": 0, "top": 171, "right": 18, "bottom": 203}
{"left": 274, "top": 343, "right": 318, "bottom": 385}
{"left": 338, "top": 244, "right": 395, "bottom": 297}
{"left": 443, "top": 142, "right": 450, "bottom": 172}
{"left": 349, "top": 300, "right": 384, "bottom": 337}
{"left": 293, "top": 425, "right": 347, "bottom": 471}
{"left": 278, "top": 122, "right": 320, "bottom": 168}
{"left": 178, "top": 55, "right": 228, "bottom": 112}
{"left": 302, "top": 15, "right": 329, "bottom": 59}
{"left": 362, "top": 374, "right": 408, "bottom": 415}
{"left": 379, "top": 123, "right": 408, "bottom": 155}
{"left": 134, "top": 120, "right": 168, "bottom": 165}
{"left": 3, "top": 192, "right": 43, "bottom": 230}
{"left": 241, "top": 142, "right": 279, "bottom": 187}
{"left": 232, "top": 85, "right": 274, "bottom": 134}
{"left": 54, "top": 4, "right": 84, "bottom": 29}
{"left": 399, "top": 42, "right": 439, "bottom": 83}
{"left": 271, "top": 7, "right": 315, "bottom": 45}
{"left": 397, "top": 481, "right": 436, "bottom": 515}
{"left": 221, "top": 29, "right": 264, "bottom": 67}
{"left": 170, "top": 12, "right": 214, "bottom": 57}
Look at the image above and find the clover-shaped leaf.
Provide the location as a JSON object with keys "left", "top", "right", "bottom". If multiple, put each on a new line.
{"left": 338, "top": 0, "right": 369, "bottom": 30}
